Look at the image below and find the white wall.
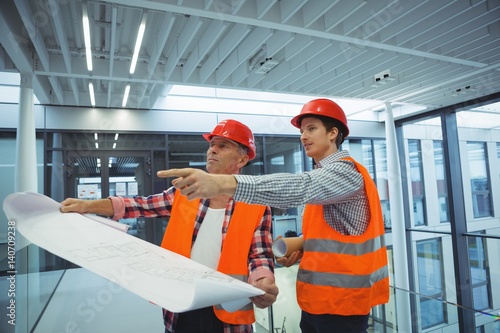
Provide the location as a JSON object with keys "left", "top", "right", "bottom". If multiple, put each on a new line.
{"left": 0, "top": 104, "right": 387, "bottom": 138}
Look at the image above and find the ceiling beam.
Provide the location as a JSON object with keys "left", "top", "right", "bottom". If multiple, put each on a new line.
{"left": 324, "top": 0, "right": 366, "bottom": 32}
{"left": 14, "top": 0, "right": 50, "bottom": 70}
{"left": 0, "top": 2, "right": 51, "bottom": 103}
{"left": 48, "top": 76, "right": 64, "bottom": 104}
{"left": 49, "top": 0, "right": 71, "bottom": 73}
{"left": 276, "top": 44, "right": 333, "bottom": 90}
{"left": 256, "top": 0, "right": 277, "bottom": 19}
{"left": 302, "top": 0, "right": 339, "bottom": 28}
{"left": 199, "top": 23, "right": 251, "bottom": 83}
{"left": 163, "top": 15, "right": 202, "bottom": 80}
{"left": 216, "top": 26, "right": 273, "bottom": 84}
{"left": 102, "top": 0, "right": 486, "bottom": 67}
{"left": 280, "top": 0, "right": 307, "bottom": 23}
{"left": 147, "top": 12, "right": 174, "bottom": 77}
{"left": 182, "top": 19, "right": 227, "bottom": 82}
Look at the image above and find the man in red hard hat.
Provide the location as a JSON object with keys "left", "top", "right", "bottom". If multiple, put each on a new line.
{"left": 60, "top": 119, "right": 278, "bottom": 333}
{"left": 158, "top": 99, "right": 389, "bottom": 333}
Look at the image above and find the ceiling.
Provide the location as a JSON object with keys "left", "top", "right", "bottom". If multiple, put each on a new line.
{"left": 0, "top": 0, "right": 499, "bottom": 120}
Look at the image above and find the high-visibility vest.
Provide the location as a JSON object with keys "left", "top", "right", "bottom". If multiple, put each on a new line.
{"left": 297, "top": 157, "right": 389, "bottom": 315}
{"left": 161, "top": 191, "right": 266, "bottom": 324}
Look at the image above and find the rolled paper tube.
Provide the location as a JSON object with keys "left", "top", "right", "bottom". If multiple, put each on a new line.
{"left": 272, "top": 237, "right": 304, "bottom": 257}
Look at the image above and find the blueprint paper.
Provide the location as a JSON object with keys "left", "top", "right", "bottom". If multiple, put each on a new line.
{"left": 3, "top": 192, "right": 264, "bottom": 313}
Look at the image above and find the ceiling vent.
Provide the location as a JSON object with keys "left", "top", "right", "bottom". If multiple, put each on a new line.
{"left": 248, "top": 45, "right": 279, "bottom": 74}
{"left": 371, "top": 69, "right": 395, "bottom": 87}
{"left": 254, "top": 58, "right": 279, "bottom": 74}
{"left": 451, "top": 85, "right": 476, "bottom": 97}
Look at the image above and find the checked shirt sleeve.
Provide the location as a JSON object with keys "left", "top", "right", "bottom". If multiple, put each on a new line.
{"left": 109, "top": 187, "right": 176, "bottom": 220}
{"left": 248, "top": 206, "right": 275, "bottom": 284}
{"left": 234, "top": 165, "right": 362, "bottom": 209}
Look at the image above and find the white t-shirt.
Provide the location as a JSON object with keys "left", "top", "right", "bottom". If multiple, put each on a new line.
{"left": 190, "top": 207, "right": 225, "bottom": 269}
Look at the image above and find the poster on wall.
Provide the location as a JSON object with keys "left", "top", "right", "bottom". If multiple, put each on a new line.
{"left": 77, "top": 184, "right": 99, "bottom": 199}
{"left": 115, "top": 182, "right": 127, "bottom": 196}
{"left": 128, "top": 182, "right": 138, "bottom": 196}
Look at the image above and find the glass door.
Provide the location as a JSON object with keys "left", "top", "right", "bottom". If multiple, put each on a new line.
{"left": 66, "top": 150, "right": 152, "bottom": 241}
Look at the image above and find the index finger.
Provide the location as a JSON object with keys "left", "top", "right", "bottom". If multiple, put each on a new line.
{"left": 157, "top": 169, "right": 192, "bottom": 178}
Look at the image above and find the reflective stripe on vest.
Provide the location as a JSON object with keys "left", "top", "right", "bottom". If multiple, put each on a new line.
{"left": 304, "top": 236, "right": 386, "bottom": 255}
{"left": 297, "top": 265, "right": 389, "bottom": 289}
{"left": 297, "top": 157, "right": 389, "bottom": 315}
{"left": 162, "top": 191, "right": 266, "bottom": 324}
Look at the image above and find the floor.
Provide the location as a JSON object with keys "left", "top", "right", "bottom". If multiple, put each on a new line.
{"left": 35, "top": 269, "right": 166, "bottom": 333}
{"left": 1, "top": 268, "right": 165, "bottom": 333}
{"left": 0, "top": 268, "right": 277, "bottom": 333}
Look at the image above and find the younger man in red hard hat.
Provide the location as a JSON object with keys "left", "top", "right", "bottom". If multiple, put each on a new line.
{"left": 61, "top": 119, "right": 278, "bottom": 333}
{"left": 158, "top": 99, "right": 390, "bottom": 333}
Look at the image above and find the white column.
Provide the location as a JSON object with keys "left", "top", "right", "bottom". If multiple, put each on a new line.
{"left": 385, "top": 102, "right": 412, "bottom": 332}
{"left": 15, "top": 73, "right": 40, "bottom": 333}
{"left": 15, "top": 73, "right": 38, "bottom": 192}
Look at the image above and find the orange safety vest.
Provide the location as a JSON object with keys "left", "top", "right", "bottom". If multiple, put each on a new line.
{"left": 161, "top": 191, "right": 266, "bottom": 324}
{"left": 297, "top": 157, "right": 389, "bottom": 315}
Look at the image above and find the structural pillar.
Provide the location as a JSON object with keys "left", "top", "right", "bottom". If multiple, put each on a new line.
{"left": 15, "top": 72, "right": 39, "bottom": 333}
{"left": 384, "top": 102, "right": 412, "bottom": 332}
{"left": 15, "top": 73, "right": 38, "bottom": 192}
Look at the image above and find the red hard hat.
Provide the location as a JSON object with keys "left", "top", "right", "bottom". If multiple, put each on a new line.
{"left": 291, "top": 98, "right": 349, "bottom": 138}
{"left": 203, "top": 119, "right": 257, "bottom": 160}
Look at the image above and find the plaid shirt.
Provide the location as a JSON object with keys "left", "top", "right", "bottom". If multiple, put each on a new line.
{"left": 234, "top": 150, "right": 369, "bottom": 235}
{"left": 116, "top": 187, "right": 274, "bottom": 333}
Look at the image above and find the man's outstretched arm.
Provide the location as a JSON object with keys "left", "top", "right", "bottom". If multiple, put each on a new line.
{"left": 157, "top": 168, "right": 237, "bottom": 199}
{"left": 60, "top": 198, "right": 114, "bottom": 216}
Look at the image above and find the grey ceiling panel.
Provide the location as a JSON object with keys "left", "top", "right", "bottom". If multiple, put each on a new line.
{"left": 0, "top": 0, "right": 498, "bottom": 116}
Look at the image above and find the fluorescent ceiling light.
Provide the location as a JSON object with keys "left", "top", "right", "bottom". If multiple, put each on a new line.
{"left": 114, "top": 133, "right": 119, "bottom": 140}
{"left": 130, "top": 13, "right": 147, "bottom": 74}
{"left": 89, "top": 82, "right": 95, "bottom": 107}
{"left": 82, "top": 4, "right": 93, "bottom": 71}
{"left": 122, "top": 84, "right": 130, "bottom": 107}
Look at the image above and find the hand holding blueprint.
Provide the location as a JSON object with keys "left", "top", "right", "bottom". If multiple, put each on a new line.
{"left": 3, "top": 192, "right": 264, "bottom": 313}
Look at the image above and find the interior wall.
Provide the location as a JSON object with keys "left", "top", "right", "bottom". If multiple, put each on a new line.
{"left": 0, "top": 104, "right": 387, "bottom": 138}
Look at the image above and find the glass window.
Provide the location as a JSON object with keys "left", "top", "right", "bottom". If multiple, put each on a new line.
{"left": 498, "top": 142, "right": 500, "bottom": 178}
{"left": 263, "top": 136, "right": 303, "bottom": 174}
{"left": 433, "top": 140, "right": 449, "bottom": 223}
{"left": 342, "top": 139, "right": 374, "bottom": 178}
{"left": 374, "top": 140, "right": 390, "bottom": 229}
{"left": 371, "top": 246, "right": 396, "bottom": 332}
{"left": 497, "top": 143, "right": 500, "bottom": 175}
{"left": 466, "top": 142, "right": 493, "bottom": 218}
{"left": 409, "top": 140, "right": 427, "bottom": 226}
{"left": 264, "top": 136, "right": 304, "bottom": 236}
{"left": 344, "top": 139, "right": 391, "bottom": 228}
{"left": 468, "top": 236, "right": 491, "bottom": 311}
{"left": 244, "top": 136, "right": 264, "bottom": 175}
{"left": 416, "top": 239, "right": 446, "bottom": 329}
{"left": 0, "top": 133, "right": 21, "bottom": 226}
{"left": 168, "top": 134, "right": 207, "bottom": 169}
